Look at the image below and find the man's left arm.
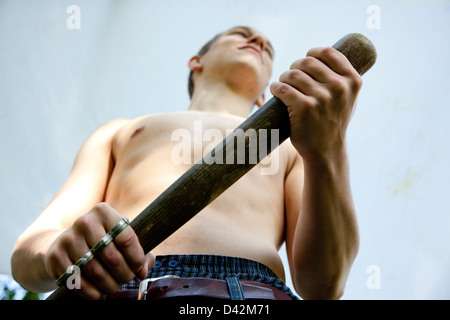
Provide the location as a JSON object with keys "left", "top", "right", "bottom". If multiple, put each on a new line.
{"left": 273, "top": 47, "right": 362, "bottom": 300}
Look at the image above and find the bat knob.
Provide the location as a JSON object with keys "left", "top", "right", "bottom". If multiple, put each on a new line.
{"left": 332, "top": 33, "right": 377, "bottom": 76}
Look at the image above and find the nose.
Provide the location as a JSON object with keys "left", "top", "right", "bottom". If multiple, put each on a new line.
{"left": 248, "top": 34, "right": 265, "bottom": 52}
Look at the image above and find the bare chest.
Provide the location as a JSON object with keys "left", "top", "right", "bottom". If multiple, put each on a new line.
{"left": 107, "top": 112, "right": 291, "bottom": 221}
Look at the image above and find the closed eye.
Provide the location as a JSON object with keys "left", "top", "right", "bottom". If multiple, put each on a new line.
{"left": 264, "top": 47, "right": 274, "bottom": 59}
{"left": 231, "top": 30, "right": 249, "bottom": 38}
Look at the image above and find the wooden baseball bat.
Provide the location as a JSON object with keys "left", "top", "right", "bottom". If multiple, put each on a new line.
{"left": 47, "top": 33, "right": 376, "bottom": 300}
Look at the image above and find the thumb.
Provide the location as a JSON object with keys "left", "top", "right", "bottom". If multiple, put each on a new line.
{"left": 136, "top": 252, "right": 155, "bottom": 280}
{"left": 146, "top": 252, "right": 155, "bottom": 270}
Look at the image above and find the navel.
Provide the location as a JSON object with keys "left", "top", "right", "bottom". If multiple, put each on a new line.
{"left": 131, "top": 125, "right": 146, "bottom": 138}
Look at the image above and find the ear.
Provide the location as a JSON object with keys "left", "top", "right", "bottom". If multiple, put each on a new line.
{"left": 254, "top": 93, "right": 265, "bottom": 108}
{"left": 188, "top": 55, "right": 203, "bottom": 72}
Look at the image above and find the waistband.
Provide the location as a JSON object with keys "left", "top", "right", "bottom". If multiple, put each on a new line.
{"left": 120, "top": 254, "right": 299, "bottom": 300}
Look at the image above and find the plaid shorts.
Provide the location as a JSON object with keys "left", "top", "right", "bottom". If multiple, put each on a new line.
{"left": 120, "top": 254, "right": 299, "bottom": 300}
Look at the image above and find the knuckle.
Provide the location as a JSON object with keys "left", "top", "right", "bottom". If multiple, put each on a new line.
{"left": 300, "top": 56, "right": 316, "bottom": 68}
{"left": 45, "top": 251, "right": 65, "bottom": 278}
{"left": 351, "top": 74, "right": 363, "bottom": 91}
{"left": 272, "top": 82, "right": 290, "bottom": 96}
{"left": 329, "top": 77, "right": 347, "bottom": 97}
{"left": 93, "top": 202, "right": 112, "bottom": 217}
{"left": 73, "top": 215, "right": 93, "bottom": 233}
{"left": 321, "top": 46, "right": 336, "bottom": 57}
{"left": 59, "top": 230, "right": 77, "bottom": 247}
{"left": 103, "top": 249, "right": 123, "bottom": 268}
{"left": 84, "top": 263, "right": 104, "bottom": 283}
{"left": 316, "top": 89, "right": 332, "bottom": 105}
{"left": 116, "top": 229, "right": 136, "bottom": 249}
{"left": 45, "top": 249, "right": 59, "bottom": 264}
{"left": 287, "top": 69, "right": 302, "bottom": 82}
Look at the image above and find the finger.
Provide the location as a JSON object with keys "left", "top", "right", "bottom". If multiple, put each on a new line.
{"left": 80, "top": 203, "right": 146, "bottom": 285}
{"left": 112, "top": 225, "right": 148, "bottom": 276}
{"left": 92, "top": 207, "right": 147, "bottom": 281}
{"left": 49, "top": 249, "right": 108, "bottom": 300}
{"left": 136, "top": 252, "right": 155, "bottom": 280}
{"left": 51, "top": 231, "right": 87, "bottom": 282}
{"left": 146, "top": 252, "right": 155, "bottom": 269}
{"left": 77, "top": 276, "right": 107, "bottom": 300}
{"left": 270, "top": 81, "right": 317, "bottom": 110}
{"left": 278, "top": 68, "right": 321, "bottom": 97}
{"left": 46, "top": 248, "right": 73, "bottom": 283}
{"left": 290, "top": 56, "right": 335, "bottom": 84}
{"left": 97, "top": 241, "right": 136, "bottom": 283}
{"left": 306, "top": 46, "right": 358, "bottom": 77}
{"left": 72, "top": 208, "right": 126, "bottom": 293}
{"left": 66, "top": 234, "right": 121, "bottom": 295}
{"left": 83, "top": 204, "right": 138, "bottom": 277}
{"left": 81, "top": 257, "right": 120, "bottom": 294}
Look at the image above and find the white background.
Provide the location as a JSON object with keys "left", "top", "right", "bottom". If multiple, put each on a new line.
{"left": 1, "top": 0, "right": 449, "bottom": 299}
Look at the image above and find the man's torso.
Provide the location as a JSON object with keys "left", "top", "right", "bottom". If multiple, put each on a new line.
{"left": 104, "top": 111, "right": 298, "bottom": 280}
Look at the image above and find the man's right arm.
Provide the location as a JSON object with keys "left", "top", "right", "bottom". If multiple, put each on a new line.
{"left": 11, "top": 119, "right": 150, "bottom": 298}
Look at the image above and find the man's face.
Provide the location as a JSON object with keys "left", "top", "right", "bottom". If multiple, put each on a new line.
{"left": 198, "top": 26, "right": 274, "bottom": 99}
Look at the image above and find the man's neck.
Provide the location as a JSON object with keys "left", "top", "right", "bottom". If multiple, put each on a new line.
{"left": 188, "top": 84, "right": 255, "bottom": 118}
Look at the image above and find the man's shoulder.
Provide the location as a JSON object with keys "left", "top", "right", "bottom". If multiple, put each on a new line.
{"left": 105, "top": 112, "right": 190, "bottom": 138}
{"left": 83, "top": 118, "right": 131, "bottom": 142}
{"left": 104, "top": 113, "right": 171, "bottom": 131}
{"left": 114, "top": 111, "right": 242, "bottom": 128}
{"left": 122, "top": 111, "right": 193, "bottom": 124}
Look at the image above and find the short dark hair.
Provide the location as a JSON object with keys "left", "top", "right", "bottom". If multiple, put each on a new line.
{"left": 188, "top": 31, "right": 224, "bottom": 99}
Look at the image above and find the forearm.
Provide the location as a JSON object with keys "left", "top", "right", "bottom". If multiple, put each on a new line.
{"left": 11, "top": 229, "right": 63, "bottom": 293}
{"left": 292, "top": 146, "right": 359, "bottom": 299}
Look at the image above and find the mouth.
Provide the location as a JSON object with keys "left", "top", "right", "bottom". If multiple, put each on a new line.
{"left": 239, "top": 45, "right": 262, "bottom": 60}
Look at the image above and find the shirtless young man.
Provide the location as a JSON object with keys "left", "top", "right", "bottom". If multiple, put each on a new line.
{"left": 11, "top": 26, "right": 361, "bottom": 300}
